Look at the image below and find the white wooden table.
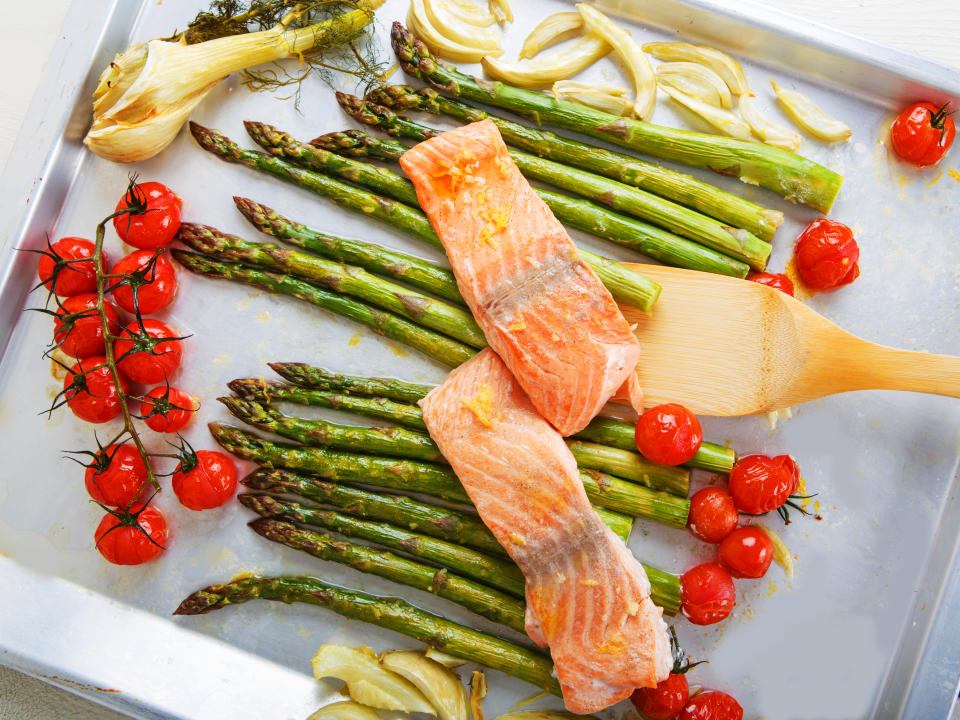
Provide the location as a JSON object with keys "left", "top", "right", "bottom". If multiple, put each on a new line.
{"left": 1, "top": 1, "right": 957, "bottom": 717}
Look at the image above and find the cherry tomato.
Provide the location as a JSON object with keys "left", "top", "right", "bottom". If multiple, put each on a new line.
{"left": 631, "top": 673, "right": 689, "bottom": 720}
{"left": 680, "top": 563, "right": 736, "bottom": 626}
{"left": 140, "top": 386, "right": 196, "bottom": 433}
{"left": 114, "top": 319, "right": 183, "bottom": 384}
{"left": 677, "top": 691, "right": 743, "bottom": 720}
{"left": 113, "top": 181, "right": 183, "bottom": 249}
{"left": 687, "top": 487, "right": 738, "bottom": 543}
{"left": 746, "top": 272, "right": 794, "bottom": 297}
{"left": 84, "top": 443, "right": 149, "bottom": 507}
{"left": 36, "top": 237, "right": 102, "bottom": 297}
{"left": 890, "top": 101, "right": 955, "bottom": 168}
{"left": 53, "top": 293, "right": 121, "bottom": 359}
{"left": 110, "top": 250, "right": 177, "bottom": 315}
{"left": 635, "top": 403, "right": 703, "bottom": 466}
{"left": 94, "top": 503, "right": 168, "bottom": 565}
{"left": 63, "top": 355, "right": 129, "bottom": 423}
{"left": 172, "top": 450, "right": 238, "bottom": 510}
{"left": 728, "top": 454, "right": 800, "bottom": 515}
{"left": 719, "top": 526, "right": 774, "bottom": 579}
{"left": 794, "top": 219, "right": 859, "bottom": 290}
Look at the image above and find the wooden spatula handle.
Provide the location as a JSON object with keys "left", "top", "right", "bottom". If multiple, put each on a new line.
{"left": 853, "top": 343, "right": 960, "bottom": 398}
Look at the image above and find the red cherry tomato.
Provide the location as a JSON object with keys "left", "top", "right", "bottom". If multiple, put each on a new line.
{"left": 53, "top": 293, "right": 121, "bottom": 359}
{"left": 113, "top": 181, "right": 183, "bottom": 249}
{"left": 890, "top": 101, "right": 955, "bottom": 168}
{"left": 114, "top": 319, "right": 183, "bottom": 384}
{"left": 110, "top": 250, "right": 177, "bottom": 315}
{"left": 63, "top": 356, "right": 129, "bottom": 423}
{"left": 95, "top": 504, "right": 168, "bottom": 565}
{"left": 84, "top": 443, "right": 149, "bottom": 507}
{"left": 719, "top": 526, "right": 775, "bottom": 579}
{"left": 36, "top": 237, "right": 102, "bottom": 297}
{"left": 746, "top": 272, "right": 794, "bottom": 297}
{"left": 140, "top": 386, "right": 196, "bottom": 433}
{"left": 631, "top": 672, "right": 689, "bottom": 720}
{"left": 678, "top": 691, "right": 743, "bottom": 720}
{"left": 728, "top": 454, "right": 799, "bottom": 514}
{"left": 687, "top": 487, "right": 739, "bottom": 543}
{"left": 635, "top": 403, "right": 703, "bottom": 466}
{"left": 172, "top": 450, "right": 238, "bottom": 510}
{"left": 794, "top": 219, "right": 859, "bottom": 290}
{"left": 680, "top": 563, "right": 736, "bottom": 626}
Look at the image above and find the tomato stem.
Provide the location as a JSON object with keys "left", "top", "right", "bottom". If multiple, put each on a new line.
{"left": 929, "top": 102, "right": 955, "bottom": 141}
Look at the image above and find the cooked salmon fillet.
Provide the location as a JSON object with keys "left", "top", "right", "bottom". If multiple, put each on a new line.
{"left": 400, "top": 120, "right": 641, "bottom": 436}
{"left": 420, "top": 349, "right": 671, "bottom": 713}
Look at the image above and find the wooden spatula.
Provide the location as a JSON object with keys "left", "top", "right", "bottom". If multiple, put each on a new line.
{"left": 619, "top": 264, "right": 960, "bottom": 416}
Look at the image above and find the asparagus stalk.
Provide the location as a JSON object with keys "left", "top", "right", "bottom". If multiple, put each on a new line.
{"left": 390, "top": 22, "right": 842, "bottom": 212}
{"left": 222, "top": 394, "right": 691, "bottom": 517}
{"left": 174, "top": 575, "right": 564, "bottom": 696}
{"left": 322, "top": 104, "right": 769, "bottom": 270}
{"left": 239, "top": 493, "right": 525, "bottom": 598}
{"left": 210, "top": 423, "right": 634, "bottom": 541}
{"left": 359, "top": 85, "right": 783, "bottom": 242}
{"left": 248, "top": 517, "right": 527, "bottom": 633}
{"left": 233, "top": 196, "right": 464, "bottom": 305}
{"left": 242, "top": 468, "right": 503, "bottom": 560}
{"left": 171, "top": 250, "right": 475, "bottom": 368}
{"left": 229, "top": 377, "right": 430, "bottom": 430}
{"left": 264, "top": 363, "right": 736, "bottom": 474}
{"left": 568, "top": 441, "right": 688, "bottom": 496}
{"left": 177, "top": 223, "right": 486, "bottom": 348}
{"left": 240, "top": 469, "right": 680, "bottom": 614}
{"left": 190, "top": 122, "right": 660, "bottom": 311}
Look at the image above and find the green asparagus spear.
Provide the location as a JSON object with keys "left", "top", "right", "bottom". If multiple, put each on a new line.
{"left": 222, "top": 394, "right": 690, "bottom": 520}
{"left": 241, "top": 468, "right": 503, "bottom": 559}
{"left": 248, "top": 517, "right": 527, "bottom": 632}
{"left": 322, "top": 103, "right": 770, "bottom": 270}
{"left": 314, "top": 125, "right": 750, "bottom": 277}
{"left": 233, "top": 197, "right": 464, "bottom": 305}
{"left": 359, "top": 85, "right": 783, "bottom": 242}
{"left": 264, "top": 363, "right": 735, "bottom": 473}
{"left": 189, "top": 122, "right": 660, "bottom": 311}
{"left": 390, "top": 22, "right": 842, "bottom": 212}
{"left": 210, "top": 423, "right": 634, "bottom": 541}
{"left": 240, "top": 493, "right": 525, "bottom": 597}
{"left": 239, "top": 470, "right": 680, "bottom": 614}
{"left": 171, "top": 250, "right": 475, "bottom": 368}
{"left": 173, "top": 575, "right": 563, "bottom": 695}
{"left": 177, "top": 223, "right": 486, "bottom": 348}
{"left": 568, "top": 441, "right": 688, "bottom": 496}
{"left": 228, "top": 378, "right": 430, "bottom": 430}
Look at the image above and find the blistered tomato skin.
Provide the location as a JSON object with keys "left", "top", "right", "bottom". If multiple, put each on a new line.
{"left": 746, "top": 271, "right": 795, "bottom": 296}
{"left": 728, "top": 454, "right": 800, "bottom": 514}
{"left": 140, "top": 386, "right": 196, "bottom": 434}
{"left": 53, "top": 294, "right": 121, "bottom": 358}
{"left": 794, "top": 219, "right": 859, "bottom": 290}
{"left": 680, "top": 562, "right": 736, "bottom": 626}
{"left": 63, "top": 356, "right": 129, "bottom": 424}
{"left": 84, "top": 444, "right": 149, "bottom": 507}
{"left": 110, "top": 250, "right": 177, "bottom": 315}
{"left": 677, "top": 690, "right": 743, "bottom": 720}
{"left": 719, "top": 526, "right": 775, "bottom": 579}
{"left": 37, "top": 237, "right": 102, "bottom": 296}
{"left": 630, "top": 672, "right": 689, "bottom": 719}
{"left": 890, "top": 102, "right": 955, "bottom": 168}
{"left": 635, "top": 403, "right": 703, "bottom": 466}
{"left": 95, "top": 504, "right": 168, "bottom": 565}
{"left": 173, "top": 450, "right": 238, "bottom": 511}
{"left": 114, "top": 319, "right": 183, "bottom": 384}
{"left": 687, "top": 487, "right": 739, "bottom": 543}
{"left": 113, "top": 182, "right": 183, "bottom": 249}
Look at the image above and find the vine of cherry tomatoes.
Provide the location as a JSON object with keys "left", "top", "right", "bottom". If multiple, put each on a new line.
{"left": 39, "top": 181, "right": 237, "bottom": 566}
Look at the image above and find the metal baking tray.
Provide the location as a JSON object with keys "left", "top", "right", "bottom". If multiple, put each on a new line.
{"left": 1, "top": 0, "right": 958, "bottom": 718}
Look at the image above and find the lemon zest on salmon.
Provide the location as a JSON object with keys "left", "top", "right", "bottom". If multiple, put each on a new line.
{"left": 597, "top": 633, "right": 627, "bottom": 655}
{"left": 508, "top": 319, "right": 526, "bottom": 332}
{"left": 581, "top": 579, "right": 599, "bottom": 586}
{"left": 460, "top": 385, "right": 496, "bottom": 427}
{"left": 494, "top": 154, "right": 513, "bottom": 178}
{"left": 626, "top": 599, "right": 639, "bottom": 615}
{"left": 509, "top": 532, "right": 526, "bottom": 545}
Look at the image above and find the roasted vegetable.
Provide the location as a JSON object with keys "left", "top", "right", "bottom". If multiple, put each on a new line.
{"left": 519, "top": 12, "right": 583, "bottom": 59}
{"left": 381, "top": 650, "right": 469, "bottom": 720}
{"left": 660, "top": 84, "right": 752, "bottom": 140}
{"left": 481, "top": 35, "right": 610, "bottom": 89}
{"left": 656, "top": 61, "right": 732, "bottom": 109}
{"left": 552, "top": 81, "right": 632, "bottom": 116}
{"left": 643, "top": 41, "right": 748, "bottom": 95}
{"left": 771, "top": 80, "right": 852, "bottom": 142}
{"left": 739, "top": 91, "right": 802, "bottom": 151}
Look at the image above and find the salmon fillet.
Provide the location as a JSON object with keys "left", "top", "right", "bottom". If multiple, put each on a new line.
{"left": 420, "top": 349, "right": 671, "bottom": 713}
{"left": 400, "top": 120, "right": 641, "bottom": 436}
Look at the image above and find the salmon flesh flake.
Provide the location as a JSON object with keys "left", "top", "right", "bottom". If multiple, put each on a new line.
{"left": 420, "top": 349, "right": 671, "bottom": 713}
{"left": 400, "top": 120, "right": 642, "bottom": 435}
